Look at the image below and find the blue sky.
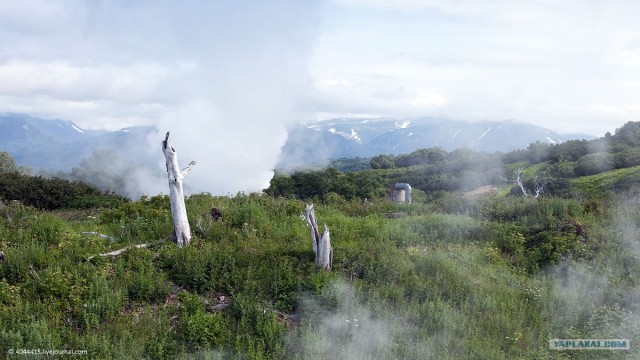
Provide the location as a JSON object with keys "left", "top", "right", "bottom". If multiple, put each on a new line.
{"left": 0, "top": 0, "right": 639, "bottom": 192}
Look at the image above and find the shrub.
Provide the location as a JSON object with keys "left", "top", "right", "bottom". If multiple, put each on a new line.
{"left": 0, "top": 172, "right": 117, "bottom": 210}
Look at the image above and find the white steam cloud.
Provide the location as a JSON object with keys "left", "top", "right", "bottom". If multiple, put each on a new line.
{"left": 149, "top": 1, "right": 321, "bottom": 195}
{"left": 541, "top": 194, "right": 640, "bottom": 351}
{"left": 290, "top": 280, "right": 432, "bottom": 359}
{"left": 0, "top": 1, "right": 320, "bottom": 196}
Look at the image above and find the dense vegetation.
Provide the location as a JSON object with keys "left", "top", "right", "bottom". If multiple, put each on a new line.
{"left": 1, "top": 122, "right": 640, "bottom": 359}
{"left": 0, "top": 172, "right": 126, "bottom": 210}
{"left": 271, "top": 121, "right": 640, "bottom": 201}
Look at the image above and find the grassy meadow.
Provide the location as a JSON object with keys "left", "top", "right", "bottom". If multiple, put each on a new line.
{"left": 1, "top": 183, "right": 639, "bottom": 359}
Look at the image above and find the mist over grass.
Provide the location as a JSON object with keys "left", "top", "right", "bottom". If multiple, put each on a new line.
{"left": 2, "top": 165, "right": 640, "bottom": 358}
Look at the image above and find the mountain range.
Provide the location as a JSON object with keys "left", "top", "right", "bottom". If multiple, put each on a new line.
{"left": 0, "top": 112, "right": 156, "bottom": 171}
{"left": 277, "top": 117, "right": 596, "bottom": 168}
{"left": 0, "top": 113, "right": 597, "bottom": 172}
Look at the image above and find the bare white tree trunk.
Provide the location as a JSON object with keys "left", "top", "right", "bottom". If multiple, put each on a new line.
{"left": 503, "top": 167, "right": 546, "bottom": 197}
{"left": 162, "top": 132, "right": 195, "bottom": 247}
{"left": 304, "top": 204, "right": 333, "bottom": 271}
{"left": 515, "top": 167, "right": 528, "bottom": 196}
{"left": 533, "top": 178, "right": 544, "bottom": 198}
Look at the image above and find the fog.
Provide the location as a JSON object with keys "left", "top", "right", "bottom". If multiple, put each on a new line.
{"left": 144, "top": 2, "right": 320, "bottom": 195}
{"left": 0, "top": 1, "right": 320, "bottom": 196}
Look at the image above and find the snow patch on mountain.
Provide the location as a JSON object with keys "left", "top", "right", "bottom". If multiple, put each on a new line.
{"left": 395, "top": 120, "right": 410, "bottom": 129}
{"left": 71, "top": 124, "right": 85, "bottom": 134}
{"left": 348, "top": 129, "right": 361, "bottom": 142}
{"left": 478, "top": 127, "right": 492, "bottom": 140}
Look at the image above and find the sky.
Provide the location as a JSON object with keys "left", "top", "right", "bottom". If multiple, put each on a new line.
{"left": 0, "top": 0, "right": 639, "bottom": 193}
{"left": 311, "top": 0, "right": 640, "bottom": 136}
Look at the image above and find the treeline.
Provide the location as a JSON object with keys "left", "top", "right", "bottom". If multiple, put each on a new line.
{"left": 373, "top": 121, "right": 640, "bottom": 177}
{"left": 266, "top": 168, "right": 388, "bottom": 200}
{"left": 268, "top": 148, "right": 504, "bottom": 199}
{"left": 504, "top": 121, "right": 640, "bottom": 177}
{"left": 0, "top": 152, "right": 127, "bottom": 210}
{"left": 269, "top": 121, "right": 640, "bottom": 200}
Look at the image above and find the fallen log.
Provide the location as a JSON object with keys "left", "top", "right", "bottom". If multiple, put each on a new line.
{"left": 78, "top": 232, "right": 115, "bottom": 241}
{"left": 87, "top": 243, "right": 151, "bottom": 261}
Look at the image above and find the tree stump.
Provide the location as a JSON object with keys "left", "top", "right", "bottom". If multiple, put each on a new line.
{"left": 162, "top": 132, "right": 195, "bottom": 247}
{"left": 304, "top": 204, "right": 333, "bottom": 271}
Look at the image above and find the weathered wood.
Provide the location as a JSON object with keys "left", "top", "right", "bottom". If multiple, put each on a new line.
{"left": 504, "top": 167, "right": 544, "bottom": 198}
{"left": 78, "top": 232, "right": 115, "bottom": 241}
{"left": 304, "top": 204, "right": 333, "bottom": 271}
{"left": 87, "top": 243, "right": 151, "bottom": 260}
{"left": 162, "top": 132, "right": 195, "bottom": 247}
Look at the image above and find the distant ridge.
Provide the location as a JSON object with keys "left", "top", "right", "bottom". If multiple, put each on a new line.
{"left": 278, "top": 117, "right": 597, "bottom": 168}
{"left": 0, "top": 113, "right": 597, "bottom": 171}
{"left": 0, "top": 112, "right": 155, "bottom": 171}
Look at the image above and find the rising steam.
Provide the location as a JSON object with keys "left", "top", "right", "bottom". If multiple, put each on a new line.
{"left": 0, "top": 1, "right": 321, "bottom": 196}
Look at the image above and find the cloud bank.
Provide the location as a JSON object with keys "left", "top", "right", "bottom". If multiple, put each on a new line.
{"left": 0, "top": 0, "right": 319, "bottom": 195}
{"left": 312, "top": 0, "right": 640, "bottom": 135}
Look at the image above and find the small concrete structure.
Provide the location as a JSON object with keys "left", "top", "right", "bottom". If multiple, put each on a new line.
{"left": 389, "top": 183, "right": 412, "bottom": 204}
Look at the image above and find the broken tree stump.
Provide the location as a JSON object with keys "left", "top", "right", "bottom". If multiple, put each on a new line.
{"left": 304, "top": 204, "right": 333, "bottom": 271}
{"left": 162, "top": 132, "right": 195, "bottom": 247}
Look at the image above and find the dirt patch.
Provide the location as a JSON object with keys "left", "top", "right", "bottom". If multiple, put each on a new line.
{"left": 463, "top": 185, "right": 499, "bottom": 196}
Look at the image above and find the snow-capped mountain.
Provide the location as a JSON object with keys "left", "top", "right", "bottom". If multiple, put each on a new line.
{"left": 278, "top": 117, "right": 596, "bottom": 168}
{"left": 0, "top": 113, "right": 597, "bottom": 171}
{"left": 0, "top": 113, "right": 154, "bottom": 171}
{"left": 0, "top": 112, "right": 92, "bottom": 147}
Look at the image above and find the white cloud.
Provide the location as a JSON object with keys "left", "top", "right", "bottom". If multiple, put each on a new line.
{"left": 0, "top": 0, "right": 320, "bottom": 195}
{"left": 2, "top": 0, "right": 640, "bottom": 192}
{"left": 314, "top": 0, "right": 640, "bottom": 135}
{"left": 0, "top": 61, "right": 176, "bottom": 102}
{"left": 406, "top": 92, "right": 447, "bottom": 108}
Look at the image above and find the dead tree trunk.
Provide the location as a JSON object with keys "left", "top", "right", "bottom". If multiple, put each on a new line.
{"left": 515, "top": 168, "right": 528, "bottom": 197}
{"left": 162, "top": 132, "right": 195, "bottom": 247}
{"left": 503, "top": 167, "right": 545, "bottom": 198}
{"left": 304, "top": 204, "right": 333, "bottom": 271}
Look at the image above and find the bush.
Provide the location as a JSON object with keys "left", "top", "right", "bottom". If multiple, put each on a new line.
{"left": 574, "top": 152, "right": 614, "bottom": 176}
{"left": 0, "top": 172, "right": 124, "bottom": 210}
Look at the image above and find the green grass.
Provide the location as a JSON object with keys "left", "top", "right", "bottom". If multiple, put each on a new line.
{"left": 1, "top": 192, "right": 638, "bottom": 359}
{"left": 571, "top": 165, "right": 640, "bottom": 194}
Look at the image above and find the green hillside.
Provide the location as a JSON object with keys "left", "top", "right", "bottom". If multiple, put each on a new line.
{"left": 2, "top": 121, "right": 640, "bottom": 359}
{"left": 571, "top": 165, "right": 640, "bottom": 195}
{"left": 1, "top": 183, "right": 639, "bottom": 358}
